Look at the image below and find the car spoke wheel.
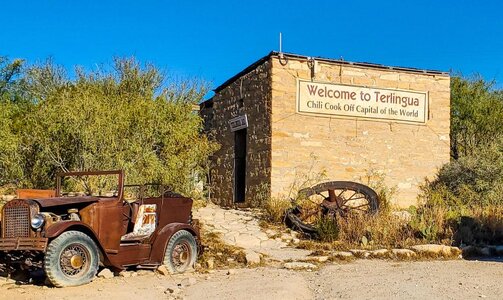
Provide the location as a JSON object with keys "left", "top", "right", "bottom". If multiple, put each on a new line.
{"left": 59, "top": 244, "right": 90, "bottom": 277}
{"left": 172, "top": 241, "right": 191, "bottom": 272}
{"left": 163, "top": 230, "right": 197, "bottom": 274}
{"left": 44, "top": 231, "right": 99, "bottom": 287}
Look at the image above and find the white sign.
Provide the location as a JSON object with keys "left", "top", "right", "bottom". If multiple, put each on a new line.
{"left": 297, "top": 80, "right": 428, "bottom": 124}
{"left": 229, "top": 115, "right": 248, "bottom": 132}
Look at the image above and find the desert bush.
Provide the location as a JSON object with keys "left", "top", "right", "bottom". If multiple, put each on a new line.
{"left": 315, "top": 216, "right": 339, "bottom": 242}
{"left": 450, "top": 76, "right": 503, "bottom": 159}
{"left": 453, "top": 205, "right": 503, "bottom": 245}
{"left": 0, "top": 57, "right": 27, "bottom": 186}
{"left": 0, "top": 57, "right": 217, "bottom": 195}
{"left": 426, "top": 145, "right": 503, "bottom": 207}
{"left": 263, "top": 196, "right": 292, "bottom": 224}
{"left": 334, "top": 211, "right": 418, "bottom": 249}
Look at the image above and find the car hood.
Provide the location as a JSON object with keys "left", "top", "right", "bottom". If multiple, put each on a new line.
{"left": 33, "top": 196, "right": 100, "bottom": 207}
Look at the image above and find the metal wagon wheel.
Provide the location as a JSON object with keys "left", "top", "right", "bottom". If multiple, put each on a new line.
{"left": 285, "top": 181, "right": 379, "bottom": 236}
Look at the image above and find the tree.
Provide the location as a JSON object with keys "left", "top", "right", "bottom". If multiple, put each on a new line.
{"left": 450, "top": 76, "right": 503, "bottom": 159}
{"left": 1, "top": 57, "right": 217, "bottom": 195}
{"left": 424, "top": 76, "right": 503, "bottom": 207}
{"left": 0, "top": 57, "right": 26, "bottom": 186}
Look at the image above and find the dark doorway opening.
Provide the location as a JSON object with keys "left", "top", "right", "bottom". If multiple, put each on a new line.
{"left": 234, "top": 128, "right": 247, "bottom": 203}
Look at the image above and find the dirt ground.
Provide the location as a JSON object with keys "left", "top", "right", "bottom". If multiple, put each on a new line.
{"left": 0, "top": 259, "right": 501, "bottom": 300}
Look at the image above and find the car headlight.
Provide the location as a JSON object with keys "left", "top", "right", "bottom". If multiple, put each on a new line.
{"left": 31, "top": 214, "right": 45, "bottom": 229}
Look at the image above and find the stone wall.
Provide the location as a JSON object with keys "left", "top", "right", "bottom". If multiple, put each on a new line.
{"left": 270, "top": 56, "right": 450, "bottom": 207}
{"left": 201, "top": 59, "right": 272, "bottom": 207}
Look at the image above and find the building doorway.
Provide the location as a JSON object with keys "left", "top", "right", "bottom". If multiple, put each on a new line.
{"left": 234, "top": 128, "right": 247, "bottom": 203}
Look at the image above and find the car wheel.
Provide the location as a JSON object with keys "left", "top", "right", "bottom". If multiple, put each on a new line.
{"left": 163, "top": 230, "right": 197, "bottom": 274}
{"left": 44, "top": 231, "right": 99, "bottom": 287}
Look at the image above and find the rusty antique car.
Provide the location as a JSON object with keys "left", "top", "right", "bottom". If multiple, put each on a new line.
{"left": 0, "top": 170, "right": 200, "bottom": 287}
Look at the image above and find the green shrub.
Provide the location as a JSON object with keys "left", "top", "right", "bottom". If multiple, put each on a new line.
{"left": 423, "top": 144, "right": 503, "bottom": 208}
{"left": 315, "top": 216, "right": 339, "bottom": 242}
{"left": 0, "top": 57, "right": 217, "bottom": 195}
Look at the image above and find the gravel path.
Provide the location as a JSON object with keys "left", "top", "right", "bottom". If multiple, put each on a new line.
{"left": 2, "top": 260, "right": 501, "bottom": 299}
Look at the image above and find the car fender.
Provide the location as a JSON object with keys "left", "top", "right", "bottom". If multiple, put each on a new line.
{"left": 150, "top": 223, "right": 200, "bottom": 264}
{"left": 44, "top": 221, "right": 118, "bottom": 269}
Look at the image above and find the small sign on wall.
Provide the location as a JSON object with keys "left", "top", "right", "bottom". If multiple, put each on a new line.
{"left": 229, "top": 115, "right": 248, "bottom": 132}
{"left": 297, "top": 79, "right": 429, "bottom": 124}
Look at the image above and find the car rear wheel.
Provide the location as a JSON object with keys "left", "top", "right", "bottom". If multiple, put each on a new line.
{"left": 163, "top": 230, "right": 197, "bottom": 274}
{"left": 44, "top": 231, "right": 99, "bottom": 287}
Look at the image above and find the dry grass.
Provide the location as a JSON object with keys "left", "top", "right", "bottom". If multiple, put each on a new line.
{"left": 452, "top": 204, "right": 503, "bottom": 245}
{"left": 262, "top": 197, "right": 292, "bottom": 224}
{"left": 192, "top": 198, "right": 208, "bottom": 210}
{"left": 196, "top": 230, "right": 246, "bottom": 272}
{"left": 295, "top": 203, "right": 503, "bottom": 253}
{"left": 334, "top": 212, "right": 419, "bottom": 249}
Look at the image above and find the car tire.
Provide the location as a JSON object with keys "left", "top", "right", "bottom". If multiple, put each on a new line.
{"left": 44, "top": 231, "right": 99, "bottom": 287}
{"left": 163, "top": 230, "right": 197, "bottom": 274}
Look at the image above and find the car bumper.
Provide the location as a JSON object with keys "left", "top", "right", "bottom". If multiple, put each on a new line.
{"left": 0, "top": 237, "right": 48, "bottom": 251}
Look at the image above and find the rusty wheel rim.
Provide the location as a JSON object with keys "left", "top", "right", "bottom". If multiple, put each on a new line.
{"left": 59, "top": 243, "right": 90, "bottom": 277}
{"left": 295, "top": 183, "right": 377, "bottom": 225}
{"left": 172, "top": 241, "right": 191, "bottom": 272}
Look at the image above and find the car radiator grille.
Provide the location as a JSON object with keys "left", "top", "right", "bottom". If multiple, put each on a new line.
{"left": 3, "top": 205, "right": 30, "bottom": 238}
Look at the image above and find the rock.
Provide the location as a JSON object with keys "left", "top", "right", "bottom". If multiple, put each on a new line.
{"left": 0, "top": 278, "right": 16, "bottom": 286}
{"left": 181, "top": 277, "right": 197, "bottom": 286}
{"left": 281, "top": 233, "right": 292, "bottom": 241}
{"left": 131, "top": 272, "right": 138, "bottom": 277}
{"left": 410, "top": 244, "right": 461, "bottom": 257}
{"left": 245, "top": 250, "right": 261, "bottom": 266}
{"left": 392, "top": 210, "right": 412, "bottom": 222}
{"left": 206, "top": 257, "right": 215, "bottom": 269}
{"left": 265, "top": 229, "right": 276, "bottom": 236}
{"left": 350, "top": 249, "right": 370, "bottom": 258}
{"left": 304, "top": 256, "right": 329, "bottom": 263}
{"left": 283, "top": 262, "right": 318, "bottom": 270}
{"left": 369, "top": 249, "right": 389, "bottom": 258}
{"left": 97, "top": 268, "right": 114, "bottom": 279}
{"left": 164, "top": 287, "right": 181, "bottom": 295}
{"left": 332, "top": 251, "right": 354, "bottom": 259}
{"left": 137, "top": 270, "right": 151, "bottom": 276}
{"left": 157, "top": 265, "right": 170, "bottom": 276}
{"left": 391, "top": 249, "right": 417, "bottom": 258}
{"left": 119, "top": 271, "right": 132, "bottom": 278}
{"left": 292, "top": 238, "right": 300, "bottom": 244}
{"left": 226, "top": 269, "right": 237, "bottom": 275}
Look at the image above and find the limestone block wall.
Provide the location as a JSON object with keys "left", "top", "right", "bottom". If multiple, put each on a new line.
{"left": 202, "top": 59, "right": 272, "bottom": 207}
{"left": 270, "top": 56, "right": 450, "bottom": 207}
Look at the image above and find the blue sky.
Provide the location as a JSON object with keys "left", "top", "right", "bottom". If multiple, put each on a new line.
{"left": 2, "top": 0, "right": 502, "bottom": 90}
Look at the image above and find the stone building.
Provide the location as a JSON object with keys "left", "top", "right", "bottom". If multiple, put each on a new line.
{"left": 200, "top": 52, "right": 450, "bottom": 208}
